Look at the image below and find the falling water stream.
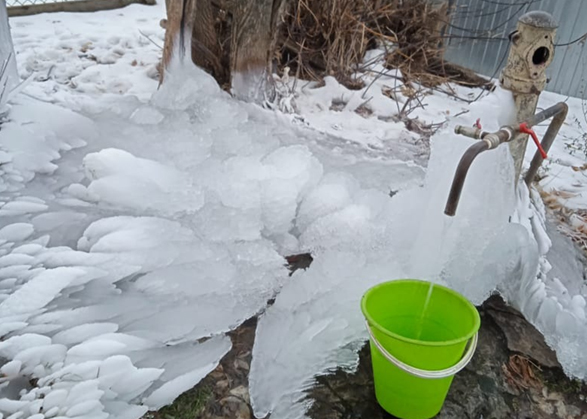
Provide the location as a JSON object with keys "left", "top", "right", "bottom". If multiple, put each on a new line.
{"left": 412, "top": 215, "right": 458, "bottom": 340}
{"left": 416, "top": 282, "right": 435, "bottom": 340}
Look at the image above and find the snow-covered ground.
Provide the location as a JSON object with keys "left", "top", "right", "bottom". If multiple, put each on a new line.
{"left": 1, "top": 2, "right": 587, "bottom": 419}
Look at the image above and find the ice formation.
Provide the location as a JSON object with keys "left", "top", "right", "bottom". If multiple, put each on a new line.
{"left": 0, "top": 51, "right": 424, "bottom": 418}
{"left": 0, "top": 14, "right": 586, "bottom": 419}
{"left": 250, "top": 86, "right": 587, "bottom": 416}
{"left": 502, "top": 183, "right": 587, "bottom": 378}
{"left": 250, "top": 87, "right": 525, "bottom": 418}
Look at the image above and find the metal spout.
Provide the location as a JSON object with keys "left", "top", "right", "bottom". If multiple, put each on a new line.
{"left": 444, "top": 141, "right": 490, "bottom": 217}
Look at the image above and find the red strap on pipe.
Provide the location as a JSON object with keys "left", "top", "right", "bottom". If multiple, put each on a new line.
{"left": 519, "top": 122, "right": 547, "bottom": 159}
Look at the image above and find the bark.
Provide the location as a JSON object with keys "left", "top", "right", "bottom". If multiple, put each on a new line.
{"left": 229, "top": 0, "right": 274, "bottom": 101}
{"left": 160, "top": 0, "right": 230, "bottom": 87}
{"left": 269, "top": 0, "right": 288, "bottom": 74}
{"left": 161, "top": 0, "right": 282, "bottom": 102}
{"left": 161, "top": 0, "right": 190, "bottom": 82}
{"left": 189, "top": 0, "right": 224, "bottom": 84}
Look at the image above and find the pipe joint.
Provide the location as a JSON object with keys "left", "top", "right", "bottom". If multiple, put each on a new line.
{"left": 483, "top": 134, "right": 501, "bottom": 149}
{"left": 501, "top": 126, "right": 515, "bottom": 142}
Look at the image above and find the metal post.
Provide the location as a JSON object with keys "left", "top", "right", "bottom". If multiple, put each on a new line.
{"left": 499, "top": 11, "right": 558, "bottom": 182}
{"left": 1, "top": 0, "right": 18, "bottom": 114}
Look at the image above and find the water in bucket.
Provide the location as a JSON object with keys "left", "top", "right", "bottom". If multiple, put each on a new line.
{"left": 362, "top": 279, "right": 480, "bottom": 419}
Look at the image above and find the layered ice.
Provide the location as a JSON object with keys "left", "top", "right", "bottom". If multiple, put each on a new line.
{"left": 250, "top": 88, "right": 526, "bottom": 417}
{"left": 501, "top": 183, "right": 587, "bottom": 379}
{"left": 1, "top": 19, "right": 587, "bottom": 419}
{"left": 0, "top": 53, "right": 424, "bottom": 419}
{"left": 0, "top": 219, "right": 233, "bottom": 419}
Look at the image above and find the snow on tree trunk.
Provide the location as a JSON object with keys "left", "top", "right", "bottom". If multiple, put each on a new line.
{"left": 1, "top": 0, "right": 18, "bottom": 113}
{"left": 161, "top": 0, "right": 282, "bottom": 103}
{"left": 161, "top": 0, "right": 191, "bottom": 75}
{"left": 229, "top": 0, "right": 273, "bottom": 102}
{"left": 161, "top": 0, "right": 225, "bottom": 84}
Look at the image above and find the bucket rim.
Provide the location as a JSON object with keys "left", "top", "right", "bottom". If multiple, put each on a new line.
{"left": 361, "top": 279, "right": 481, "bottom": 347}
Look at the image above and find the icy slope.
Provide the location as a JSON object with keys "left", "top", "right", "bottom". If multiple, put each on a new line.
{"left": 0, "top": 53, "right": 426, "bottom": 419}
{"left": 3, "top": 3, "right": 587, "bottom": 418}
{"left": 249, "top": 88, "right": 523, "bottom": 419}
{"left": 2, "top": 60, "right": 586, "bottom": 419}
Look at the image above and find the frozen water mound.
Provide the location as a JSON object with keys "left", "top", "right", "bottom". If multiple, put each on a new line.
{"left": 68, "top": 148, "right": 206, "bottom": 216}
{"left": 250, "top": 87, "right": 587, "bottom": 418}
{"left": 0, "top": 221, "right": 233, "bottom": 419}
{"left": 0, "top": 68, "right": 292, "bottom": 419}
{"left": 250, "top": 92, "right": 528, "bottom": 417}
{"left": 0, "top": 213, "right": 293, "bottom": 416}
{"left": 1, "top": 56, "right": 378, "bottom": 418}
{"left": 0, "top": 98, "right": 89, "bottom": 195}
{"left": 501, "top": 183, "right": 587, "bottom": 379}
{"left": 2, "top": 49, "right": 586, "bottom": 419}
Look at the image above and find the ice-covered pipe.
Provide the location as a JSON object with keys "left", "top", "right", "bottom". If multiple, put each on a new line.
{"left": 445, "top": 102, "right": 567, "bottom": 216}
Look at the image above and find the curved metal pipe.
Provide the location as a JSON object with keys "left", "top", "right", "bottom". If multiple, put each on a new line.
{"left": 525, "top": 102, "right": 568, "bottom": 128}
{"left": 444, "top": 141, "right": 490, "bottom": 217}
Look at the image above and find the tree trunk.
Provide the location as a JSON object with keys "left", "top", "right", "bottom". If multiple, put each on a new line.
{"left": 1, "top": 0, "right": 18, "bottom": 113}
{"left": 189, "top": 0, "right": 224, "bottom": 85}
{"left": 160, "top": 0, "right": 189, "bottom": 79}
{"left": 161, "top": 0, "right": 285, "bottom": 102}
{"left": 229, "top": 0, "right": 273, "bottom": 101}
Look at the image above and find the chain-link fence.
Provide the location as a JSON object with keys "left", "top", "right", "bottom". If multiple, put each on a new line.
{"left": 7, "top": 0, "right": 84, "bottom": 6}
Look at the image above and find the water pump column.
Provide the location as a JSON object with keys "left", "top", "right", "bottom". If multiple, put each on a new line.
{"left": 499, "top": 11, "right": 557, "bottom": 182}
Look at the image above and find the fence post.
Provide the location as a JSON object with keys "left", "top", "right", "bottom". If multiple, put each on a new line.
{"left": 1, "top": 0, "right": 18, "bottom": 113}
{"left": 230, "top": 0, "right": 274, "bottom": 102}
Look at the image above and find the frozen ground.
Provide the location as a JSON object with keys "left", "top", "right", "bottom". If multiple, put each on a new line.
{"left": 1, "top": 2, "right": 587, "bottom": 419}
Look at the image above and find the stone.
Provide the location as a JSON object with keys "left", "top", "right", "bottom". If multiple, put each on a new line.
{"left": 229, "top": 385, "right": 250, "bottom": 404}
{"left": 484, "top": 295, "right": 560, "bottom": 368}
{"left": 305, "top": 295, "right": 587, "bottom": 419}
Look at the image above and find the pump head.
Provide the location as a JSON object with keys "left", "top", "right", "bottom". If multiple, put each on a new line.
{"left": 500, "top": 11, "right": 557, "bottom": 95}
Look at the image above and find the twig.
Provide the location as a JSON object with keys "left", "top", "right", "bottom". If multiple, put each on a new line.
{"left": 452, "top": 109, "right": 470, "bottom": 119}
{"left": 356, "top": 95, "right": 373, "bottom": 110}
{"left": 139, "top": 30, "right": 163, "bottom": 50}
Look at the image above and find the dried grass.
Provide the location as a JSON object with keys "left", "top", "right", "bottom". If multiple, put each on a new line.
{"left": 503, "top": 354, "right": 542, "bottom": 393}
{"left": 276, "top": 0, "right": 491, "bottom": 89}
{"left": 540, "top": 187, "right": 587, "bottom": 256}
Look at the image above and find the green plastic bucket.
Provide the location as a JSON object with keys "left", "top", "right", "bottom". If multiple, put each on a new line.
{"left": 361, "top": 279, "right": 480, "bottom": 419}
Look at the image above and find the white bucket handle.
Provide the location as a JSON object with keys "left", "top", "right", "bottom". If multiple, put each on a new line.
{"left": 366, "top": 321, "right": 478, "bottom": 379}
